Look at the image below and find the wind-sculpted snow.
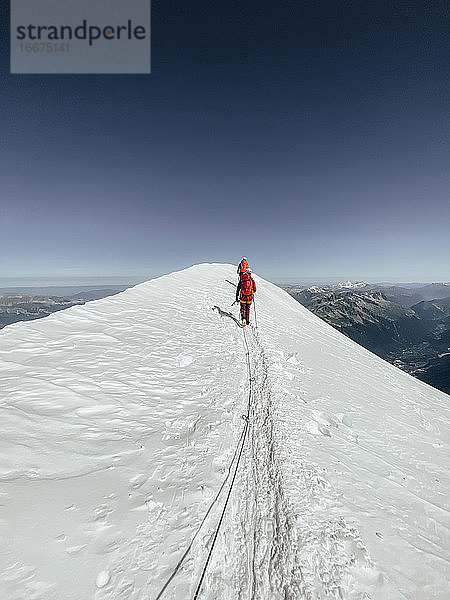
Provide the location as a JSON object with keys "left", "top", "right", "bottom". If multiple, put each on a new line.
{"left": 0, "top": 264, "right": 448, "bottom": 600}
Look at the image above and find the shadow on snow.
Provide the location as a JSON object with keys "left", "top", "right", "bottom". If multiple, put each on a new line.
{"left": 212, "top": 305, "right": 242, "bottom": 328}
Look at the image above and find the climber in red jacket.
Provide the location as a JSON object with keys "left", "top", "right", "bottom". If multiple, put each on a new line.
{"left": 236, "top": 269, "right": 256, "bottom": 327}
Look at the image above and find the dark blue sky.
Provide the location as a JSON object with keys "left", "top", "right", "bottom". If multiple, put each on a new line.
{"left": 1, "top": 1, "right": 448, "bottom": 283}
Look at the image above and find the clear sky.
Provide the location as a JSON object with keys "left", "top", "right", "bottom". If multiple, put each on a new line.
{"left": 0, "top": 1, "right": 448, "bottom": 284}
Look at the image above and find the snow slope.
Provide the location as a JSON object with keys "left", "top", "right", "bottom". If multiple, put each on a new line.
{"left": 0, "top": 264, "right": 448, "bottom": 600}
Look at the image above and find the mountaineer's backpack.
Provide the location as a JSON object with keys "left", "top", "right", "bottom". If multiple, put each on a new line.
{"left": 240, "top": 271, "right": 253, "bottom": 296}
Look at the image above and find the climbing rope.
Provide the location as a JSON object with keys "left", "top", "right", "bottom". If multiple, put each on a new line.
{"left": 154, "top": 323, "right": 254, "bottom": 600}
{"left": 253, "top": 297, "right": 258, "bottom": 329}
{"left": 192, "top": 327, "right": 253, "bottom": 599}
{"left": 154, "top": 427, "right": 246, "bottom": 600}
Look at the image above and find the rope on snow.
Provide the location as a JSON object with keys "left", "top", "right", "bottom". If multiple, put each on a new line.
{"left": 154, "top": 321, "right": 254, "bottom": 600}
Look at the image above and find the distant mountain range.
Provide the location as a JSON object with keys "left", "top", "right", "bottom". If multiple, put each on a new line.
{"left": 282, "top": 282, "right": 450, "bottom": 395}
{"left": 0, "top": 287, "right": 128, "bottom": 329}
{"left": 371, "top": 283, "right": 450, "bottom": 307}
{"left": 0, "top": 284, "right": 128, "bottom": 296}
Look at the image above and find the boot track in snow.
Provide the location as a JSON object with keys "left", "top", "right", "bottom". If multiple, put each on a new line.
{"left": 154, "top": 317, "right": 298, "bottom": 599}
{"left": 236, "top": 328, "right": 302, "bottom": 599}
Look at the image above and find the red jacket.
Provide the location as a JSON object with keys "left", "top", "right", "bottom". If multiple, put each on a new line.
{"left": 236, "top": 276, "right": 256, "bottom": 301}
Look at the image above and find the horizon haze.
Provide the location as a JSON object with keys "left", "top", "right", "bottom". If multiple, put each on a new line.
{"left": 0, "top": 266, "right": 449, "bottom": 290}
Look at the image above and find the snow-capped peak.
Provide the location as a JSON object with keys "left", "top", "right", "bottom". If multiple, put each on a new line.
{"left": 337, "top": 280, "right": 368, "bottom": 289}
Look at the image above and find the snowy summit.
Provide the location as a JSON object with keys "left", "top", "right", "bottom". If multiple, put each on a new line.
{"left": 1, "top": 264, "right": 448, "bottom": 600}
{"left": 337, "top": 281, "right": 369, "bottom": 289}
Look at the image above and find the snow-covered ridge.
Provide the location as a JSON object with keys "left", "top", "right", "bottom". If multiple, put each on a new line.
{"left": 1, "top": 264, "right": 448, "bottom": 600}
